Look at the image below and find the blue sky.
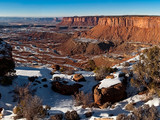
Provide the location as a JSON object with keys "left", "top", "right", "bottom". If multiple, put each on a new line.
{"left": 0, "top": 0, "right": 160, "bottom": 17}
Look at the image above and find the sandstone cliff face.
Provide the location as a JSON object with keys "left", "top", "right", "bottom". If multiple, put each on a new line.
{"left": 58, "top": 16, "right": 101, "bottom": 26}
{"left": 83, "top": 16, "right": 160, "bottom": 44}
{"left": 98, "top": 16, "right": 160, "bottom": 28}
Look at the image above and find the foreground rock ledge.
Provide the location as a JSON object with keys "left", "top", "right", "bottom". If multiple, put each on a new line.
{"left": 94, "top": 83, "right": 126, "bottom": 106}
{"left": 0, "top": 38, "right": 15, "bottom": 76}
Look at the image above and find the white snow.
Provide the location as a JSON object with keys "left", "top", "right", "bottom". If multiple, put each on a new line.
{"left": 16, "top": 69, "right": 42, "bottom": 77}
{"left": 1, "top": 54, "right": 160, "bottom": 120}
{"left": 145, "top": 97, "right": 160, "bottom": 107}
{"left": 98, "top": 78, "right": 121, "bottom": 89}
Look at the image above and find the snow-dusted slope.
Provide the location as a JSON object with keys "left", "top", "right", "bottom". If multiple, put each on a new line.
{"left": 1, "top": 55, "right": 160, "bottom": 120}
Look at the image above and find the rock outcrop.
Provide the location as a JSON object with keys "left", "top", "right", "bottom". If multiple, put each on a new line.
{"left": 94, "top": 83, "right": 126, "bottom": 106}
{"left": 59, "top": 39, "right": 114, "bottom": 55}
{"left": 0, "top": 38, "right": 15, "bottom": 76}
{"left": 51, "top": 81, "right": 83, "bottom": 95}
{"left": 83, "top": 16, "right": 160, "bottom": 44}
{"left": 58, "top": 16, "right": 101, "bottom": 26}
{"left": 73, "top": 74, "right": 86, "bottom": 82}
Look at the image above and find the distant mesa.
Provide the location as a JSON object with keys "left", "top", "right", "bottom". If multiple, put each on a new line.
{"left": 58, "top": 16, "right": 102, "bottom": 27}
{"left": 59, "top": 15, "right": 160, "bottom": 44}
{"left": 81, "top": 16, "right": 160, "bottom": 44}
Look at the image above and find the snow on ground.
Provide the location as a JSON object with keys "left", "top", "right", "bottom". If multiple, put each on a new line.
{"left": 1, "top": 55, "right": 160, "bottom": 120}
{"left": 98, "top": 72, "right": 122, "bottom": 89}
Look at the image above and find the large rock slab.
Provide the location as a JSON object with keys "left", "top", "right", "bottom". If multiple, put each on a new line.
{"left": 94, "top": 83, "right": 126, "bottom": 106}
{"left": 51, "top": 81, "right": 83, "bottom": 95}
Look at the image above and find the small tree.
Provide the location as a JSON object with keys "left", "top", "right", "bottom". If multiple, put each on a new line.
{"left": 85, "top": 60, "right": 97, "bottom": 71}
{"left": 95, "top": 67, "right": 117, "bottom": 80}
{"left": 132, "top": 46, "right": 160, "bottom": 96}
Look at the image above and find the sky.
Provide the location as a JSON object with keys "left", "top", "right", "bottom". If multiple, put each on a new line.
{"left": 0, "top": 0, "right": 160, "bottom": 17}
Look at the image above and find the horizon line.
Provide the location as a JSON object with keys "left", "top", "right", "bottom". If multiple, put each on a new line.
{"left": 1, "top": 14, "right": 160, "bottom": 18}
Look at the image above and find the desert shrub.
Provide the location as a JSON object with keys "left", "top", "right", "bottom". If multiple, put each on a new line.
{"left": 28, "top": 76, "right": 38, "bottom": 82}
{"left": 132, "top": 46, "right": 160, "bottom": 96}
{"left": 13, "top": 85, "right": 49, "bottom": 120}
{"left": 64, "top": 111, "right": 80, "bottom": 120}
{"left": 100, "top": 102, "right": 112, "bottom": 109}
{"left": 13, "top": 84, "right": 35, "bottom": 102}
{"left": 59, "top": 67, "right": 66, "bottom": 73}
{"left": 73, "top": 91, "right": 92, "bottom": 107}
{"left": 50, "top": 114, "right": 63, "bottom": 120}
{"left": 119, "top": 72, "right": 126, "bottom": 78}
{"left": 85, "top": 112, "right": 93, "bottom": 118}
{"left": 43, "top": 84, "right": 48, "bottom": 88}
{"left": 53, "top": 76, "right": 61, "bottom": 81}
{"left": 125, "top": 102, "right": 135, "bottom": 111}
{"left": 41, "top": 78, "right": 47, "bottom": 82}
{"left": 116, "top": 114, "right": 128, "bottom": 120}
{"left": 95, "top": 67, "right": 117, "bottom": 80}
{"left": 116, "top": 104, "right": 159, "bottom": 120}
{"left": 123, "top": 62, "right": 130, "bottom": 67}
{"left": 121, "top": 68, "right": 130, "bottom": 75}
{"left": 85, "top": 60, "right": 97, "bottom": 71}
{"left": 65, "top": 70, "right": 75, "bottom": 75}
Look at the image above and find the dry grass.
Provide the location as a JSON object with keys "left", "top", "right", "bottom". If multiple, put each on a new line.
{"left": 125, "top": 102, "right": 135, "bottom": 111}
{"left": 13, "top": 85, "right": 49, "bottom": 120}
{"left": 73, "top": 91, "right": 92, "bottom": 107}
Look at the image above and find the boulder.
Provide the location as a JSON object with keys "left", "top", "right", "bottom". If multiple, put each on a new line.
{"left": 51, "top": 81, "right": 83, "bottom": 95}
{"left": 93, "top": 83, "right": 126, "bottom": 106}
{"left": 0, "top": 39, "right": 15, "bottom": 76}
{"left": 50, "top": 114, "right": 63, "bottom": 120}
{"left": 73, "top": 74, "right": 86, "bottom": 82}
{"left": 52, "top": 65, "right": 60, "bottom": 71}
{"left": 106, "top": 75, "right": 114, "bottom": 79}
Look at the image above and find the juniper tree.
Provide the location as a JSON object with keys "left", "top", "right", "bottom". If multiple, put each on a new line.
{"left": 132, "top": 46, "right": 160, "bottom": 96}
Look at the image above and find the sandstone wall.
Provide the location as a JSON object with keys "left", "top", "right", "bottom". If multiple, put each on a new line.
{"left": 98, "top": 16, "right": 160, "bottom": 28}
{"left": 83, "top": 16, "right": 160, "bottom": 44}
{"left": 58, "top": 16, "right": 101, "bottom": 26}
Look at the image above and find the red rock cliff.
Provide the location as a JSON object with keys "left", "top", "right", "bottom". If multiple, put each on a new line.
{"left": 83, "top": 16, "right": 160, "bottom": 44}
{"left": 58, "top": 16, "right": 101, "bottom": 26}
